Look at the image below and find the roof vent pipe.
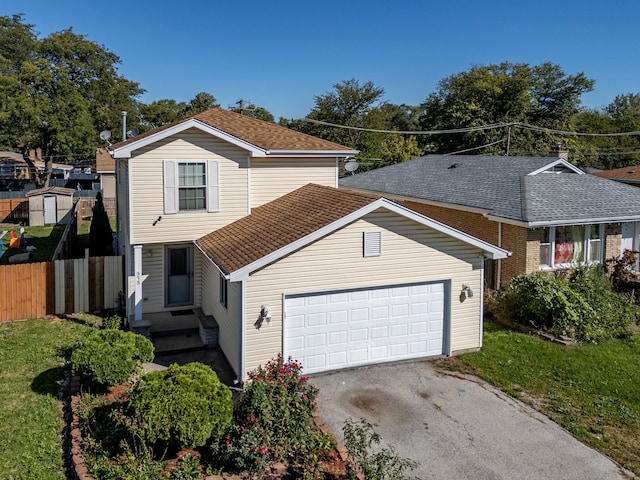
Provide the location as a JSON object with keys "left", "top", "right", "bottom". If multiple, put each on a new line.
{"left": 121, "top": 111, "right": 127, "bottom": 142}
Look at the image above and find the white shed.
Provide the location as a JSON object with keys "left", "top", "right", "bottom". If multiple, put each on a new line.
{"left": 26, "top": 187, "right": 76, "bottom": 226}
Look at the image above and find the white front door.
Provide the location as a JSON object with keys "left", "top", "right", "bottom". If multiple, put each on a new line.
{"left": 284, "top": 282, "right": 448, "bottom": 375}
{"left": 165, "top": 245, "right": 193, "bottom": 306}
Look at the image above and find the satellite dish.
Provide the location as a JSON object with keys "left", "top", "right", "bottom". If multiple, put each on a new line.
{"left": 126, "top": 128, "right": 139, "bottom": 139}
{"left": 99, "top": 130, "right": 112, "bottom": 141}
{"left": 344, "top": 161, "right": 359, "bottom": 173}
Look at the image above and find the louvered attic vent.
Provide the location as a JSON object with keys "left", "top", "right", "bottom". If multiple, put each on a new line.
{"left": 363, "top": 231, "right": 382, "bottom": 257}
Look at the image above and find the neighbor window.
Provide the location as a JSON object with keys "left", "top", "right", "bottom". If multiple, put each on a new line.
{"left": 163, "top": 160, "right": 219, "bottom": 214}
{"left": 539, "top": 224, "right": 604, "bottom": 268}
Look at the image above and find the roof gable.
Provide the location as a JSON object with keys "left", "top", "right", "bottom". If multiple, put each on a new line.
{"left": 340, "top": 155, "right": 640, "bottom": 225}
{"left": 110, "top": 108, "right": 358, "bottom": 159}
{"left": 195, "top": 183, "right": 509, "bottom": 281}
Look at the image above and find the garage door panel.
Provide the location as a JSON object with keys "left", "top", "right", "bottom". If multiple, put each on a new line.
{"left": 285, "top": 282, "right": 446, "bottom": 374}
{"left": 350, "top": 328, "right": 368, "bottom": 341}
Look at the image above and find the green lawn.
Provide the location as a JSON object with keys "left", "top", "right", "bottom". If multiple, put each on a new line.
{"left": 0, "top": 225, "right": 65, "bottom": 264}
{"left": 437, "top": 320, "right": 640, "bottom": 474}
{"left": 0, "top": 316, "right": 101, "bottom": 479}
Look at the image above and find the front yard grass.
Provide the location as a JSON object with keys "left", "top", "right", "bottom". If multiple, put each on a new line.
{"left": 0, "top": 315, "right": 101, "bottom": 479}
{"left": 437, "top": 320, "right": 640, "bottom": 474}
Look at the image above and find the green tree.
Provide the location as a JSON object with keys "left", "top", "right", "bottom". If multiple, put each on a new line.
{"left": 288, "top": 79, "right": 422, "bottom": 169}
{"left": 419, "top": 62, "right": 594, "bottom": 157}
{"left": 89, "top": 191, "right": 113, "bottom": 256}
{"left": 181, "top": 91, "right": 219, "bottom": 117}
{"left": 570, "top": 93, "right": 640, "bottom": 169}
{"left": 0, "top": 15, "right": 144, "bottom": 187}
{"left": 140, "top": 98, "right": 188, "bottom": 129}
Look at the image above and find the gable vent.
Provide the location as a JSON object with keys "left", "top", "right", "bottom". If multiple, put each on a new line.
{"left": 363, "top": 231, "right": 382, "bottom": 257}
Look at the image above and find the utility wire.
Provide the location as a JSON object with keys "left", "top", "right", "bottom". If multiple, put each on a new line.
{"left": 300, "top": 118, "right": 640, "bottom": 137}
{"left": 443, "top": 138, "right": 507, "bottom": 155}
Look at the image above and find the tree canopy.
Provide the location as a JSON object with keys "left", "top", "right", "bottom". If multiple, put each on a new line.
{"left": 0, "top": 14, "right": 143, "bottom": 186}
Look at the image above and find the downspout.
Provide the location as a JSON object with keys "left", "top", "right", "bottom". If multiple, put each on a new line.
{"left": 497, "top": 223, "right": 502, "bottom": 288}
{"left": 479, "top": 256, "right": 485, "bottom": 348}
{"left": 246, "top": 154, "right": 251, "bottom": 214}
{"left": 236, "top": 279, "right": 246, "bottom": 385}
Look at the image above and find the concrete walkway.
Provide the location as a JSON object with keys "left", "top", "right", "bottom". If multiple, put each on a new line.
{"left": 311, "top": 360, "right": 636, "bottom": 480}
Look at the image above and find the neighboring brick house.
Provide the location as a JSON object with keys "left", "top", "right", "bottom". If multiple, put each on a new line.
{"left": 340, "top": 155, "right": 640, "bottom": 288}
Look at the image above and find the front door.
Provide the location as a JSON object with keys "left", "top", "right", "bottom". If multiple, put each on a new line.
{"left": 165, "top": 245, "right": 193, "bottom": 306}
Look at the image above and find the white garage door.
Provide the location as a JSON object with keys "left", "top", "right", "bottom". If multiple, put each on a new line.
{"left": 284, "top": 282, "right": 446, "bottom": 375}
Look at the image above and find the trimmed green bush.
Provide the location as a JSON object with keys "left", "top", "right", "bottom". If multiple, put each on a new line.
{"left": 127, "top": 362, "right": 233, "bottom": 450}
{"left": 489, "top": 268, "right": 637, "bottom": 342}
{"left": 71, "top": 329, "right": 154, "bottom": 387}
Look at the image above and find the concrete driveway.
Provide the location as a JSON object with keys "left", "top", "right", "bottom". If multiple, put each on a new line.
{"left": 311, "top": 360, "right": 635, "bottom": 480}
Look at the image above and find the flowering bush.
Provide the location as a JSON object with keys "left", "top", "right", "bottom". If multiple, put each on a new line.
{"left": 213, "top": 425, "right": 271, "bottom": 472}
{"left": 212, "top": 355, "right": 324, "bottom": 471}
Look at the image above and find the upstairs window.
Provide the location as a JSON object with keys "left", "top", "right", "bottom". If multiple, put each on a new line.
{"left": 164, "top": 160, "right": 219, "bottom": 214}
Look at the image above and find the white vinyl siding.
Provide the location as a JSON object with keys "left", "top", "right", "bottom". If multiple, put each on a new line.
{"left": 137, "top": 243, "right": 202, "bottom": 314}
{"left": 250, "top": 158, "right": 337, "bottom": 208}
{"left": 128, "top": 129, "right": 248, "bottom": 244}
{"left": 243, "top": 209, "right": 484, "bottom": 374}
{"left": 200, "top": 252, "right": 241, "bottom": 375}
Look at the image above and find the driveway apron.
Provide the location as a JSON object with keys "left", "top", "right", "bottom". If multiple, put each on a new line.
{"left": 311, "top": 360, "right": 634, "bottom": 480}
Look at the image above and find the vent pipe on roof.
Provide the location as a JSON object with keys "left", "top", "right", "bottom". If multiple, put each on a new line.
{"left": 121, "top": 111, "right": 127, "bottom": 142}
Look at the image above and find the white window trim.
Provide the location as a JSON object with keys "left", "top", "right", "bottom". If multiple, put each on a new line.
{"left": 539, "top": 224, "right": 604, "bottom": 270}
{"left": 163, "top": 160, "right": 219, "bottom": 214}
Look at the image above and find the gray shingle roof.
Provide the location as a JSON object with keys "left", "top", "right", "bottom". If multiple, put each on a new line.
{"left": 339, "top": 155, "right": 640, "bottom": 225}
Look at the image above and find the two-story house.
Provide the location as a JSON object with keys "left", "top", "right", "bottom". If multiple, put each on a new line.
{"left": 109, "top": 109, "right": 508, "bottom": 381}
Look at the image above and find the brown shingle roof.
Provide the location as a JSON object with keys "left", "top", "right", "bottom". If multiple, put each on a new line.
{"left": 111, "top": 108, "right": 354, "bottom": 153}
{"left": 96, "top": 148, "right": 115, "bottom": 172}
{"left": 593, "top": 165, "right": 640, "bottom": 182}
{"left": 195, "top": 184, "right": 381, "bottom": 274}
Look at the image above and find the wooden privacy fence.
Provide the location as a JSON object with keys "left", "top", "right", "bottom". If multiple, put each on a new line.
{"left": 0, "top": 198, "right": 28, "bottom": 223}
{"left": 0, "top": 255, "right": 123, "bottom": 323}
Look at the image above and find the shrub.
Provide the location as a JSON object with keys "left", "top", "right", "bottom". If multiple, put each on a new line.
{"left": 237, "top": 355, "right": 319, "bottom": 461}
{"left": 71, "top": 329, "right": 154, "bottom": 387}
{"left": 343, "top": 418, "right": 418, "bottom": 479}
{"left": 213, "top": 355, "right": 322, "bottom": 472}
{"left": 127, "top": 362, "right": 233, "bottom": 450}
{"left": 489, "top": 268, "right": 637, "bottom": 342}
{"left": 102, "top": 314, "right": 123, "bottom": 330}
{"left": 89, "top": 191, "right": 114, "bottom": 256}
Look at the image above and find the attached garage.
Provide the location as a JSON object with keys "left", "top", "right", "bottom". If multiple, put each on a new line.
{"left": 284, "top": 282, "right": 448, "bottom": 374}
{"left": 195, "top": 184, "right": 510, "bottom": 382}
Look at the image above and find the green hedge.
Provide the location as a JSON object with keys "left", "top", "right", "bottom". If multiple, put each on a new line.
{"left": 488, "top": 267, "right": 637, "bottom": 342}
{"left": 127, "top": 362, "right": 233, "bottom": 450}
{"left": 71, "top": 329, "right": 154, "bottom": 387}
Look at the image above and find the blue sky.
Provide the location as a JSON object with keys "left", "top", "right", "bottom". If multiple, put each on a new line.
{"left": 2, "top": 1, "right": 639, "bottom": 121}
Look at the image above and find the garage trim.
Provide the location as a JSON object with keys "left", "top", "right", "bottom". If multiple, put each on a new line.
{"left": 282, "top": 279, "right": 451, "bottom": 374}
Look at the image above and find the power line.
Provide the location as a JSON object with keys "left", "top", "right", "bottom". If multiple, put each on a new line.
{"left": 299, "top": 118, "right": 640, "bottom": 138}
{"left": 443, "top": 138, "right": 507, "bottom": 155}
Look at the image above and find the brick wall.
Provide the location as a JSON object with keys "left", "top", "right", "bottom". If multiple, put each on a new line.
{"left": 605, "top": 223, "right": 622, "bottom": 261}
{"left": 404, "top": 201, "right": 529, "bottom": 288}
